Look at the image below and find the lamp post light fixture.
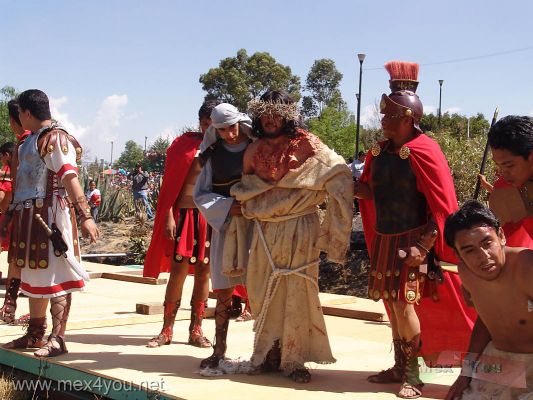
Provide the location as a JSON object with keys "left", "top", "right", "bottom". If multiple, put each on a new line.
{"left": 355, "top": 53, "right": 366, "bottom": 158}
{"left": 144, "top": 136, "right": 148, "bottom": 154}
{"left": 438, "top": 79, "right": 444, "bottom": 128}
{"left": 110, "top": 141, "right": 114, "bottom": 167}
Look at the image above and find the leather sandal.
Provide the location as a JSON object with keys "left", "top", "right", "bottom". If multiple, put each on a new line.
{"left": 34, "top": 334, "right": 68, "bottom": 358}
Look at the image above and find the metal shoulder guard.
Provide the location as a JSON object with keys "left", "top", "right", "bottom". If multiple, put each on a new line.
{"left": 38, "top": 127, "right": 83, "bottom": 163}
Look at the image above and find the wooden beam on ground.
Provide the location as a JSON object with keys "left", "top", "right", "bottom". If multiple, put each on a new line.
{"left": 101, "top": 272, "right": 167, "bottom": 285}
{"left": 322, "top": 305, "right": 386, "bottom": 322}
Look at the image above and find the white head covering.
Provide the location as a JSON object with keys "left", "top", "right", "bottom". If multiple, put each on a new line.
{"left": 199, "top": 103, "right": 252, "bottom": 152}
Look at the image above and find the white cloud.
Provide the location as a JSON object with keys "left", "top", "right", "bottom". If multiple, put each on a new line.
{"left": 158, "top": 127, "right": 177, "bottom": 141}
{"left": 89, "top": 94, "right": 128, "bottom": 142}
{"left": 50, "top": 94, "right": 128, "bottom": 161}
{"left": 529, "top": 110, "right": 533, "bottom": 117}
{"left": 49, "top": 97, "right": 88, "bottom": 138}
{"left": 360, "top": 104, "right": 380, "bottom": 128}
{"left": 445, "top": 106, "right": 461, "bottom": 114}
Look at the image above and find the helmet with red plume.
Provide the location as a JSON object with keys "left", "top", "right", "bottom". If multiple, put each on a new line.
{"left": 380, "top": 61, "right": 424, "bottom": 134}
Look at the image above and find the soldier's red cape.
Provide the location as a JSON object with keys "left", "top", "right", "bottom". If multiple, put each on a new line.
{"left": 359, "top": 133, "right": 477, "bottom": 365}
{"left": 492, "top": 176, "right": 533, "bottom": 248}
{"left": 143, "top": 132, "right": 201, "bottom": 278}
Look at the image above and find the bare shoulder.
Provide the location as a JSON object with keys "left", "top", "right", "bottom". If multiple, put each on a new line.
{"left": 507, "top": 247, "right": 533, "bottom": 292}
{"left": 243, "top": 140, "right": 261, "bottom": 174}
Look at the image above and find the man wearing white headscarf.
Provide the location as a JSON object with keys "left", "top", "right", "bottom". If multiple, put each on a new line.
{"left": 193, "top": 103, "right": 253, "bottom": 370}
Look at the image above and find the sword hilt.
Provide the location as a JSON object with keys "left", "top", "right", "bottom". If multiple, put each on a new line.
{"left": 34, "top": 214, "right": 52, "bottom": 236}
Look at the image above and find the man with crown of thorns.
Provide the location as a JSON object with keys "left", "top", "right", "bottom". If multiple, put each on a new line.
{"left": 230, "top": 90, "right": 353, "bottom": 383}
{"left": 355, "top": 61, "right": 476, "bottom": 398}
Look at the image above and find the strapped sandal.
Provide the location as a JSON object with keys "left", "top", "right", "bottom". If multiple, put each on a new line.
{"left": 3, "top": 317, "right": 47, "bottom": 349}
{"left": 0, "top": 278, "right": 21, "bottom": 324}
{"left": 188, "top": 327, "right": 212, "bottom": 348}
{"left": 398, "top": 334, "right": 424, "bottom": 399}
{"left": 147, "top": 328, "right": 172, "bottom": 348}
{"left": 146, "top": 300, "right": 180, "bottom": 348}
{"left": 200, "top": 297, "right": 231, "bottom": 369}
{"left": 34, "top": 334, "right": 68, "bottom": 358}
{"left": 368, "top": 339, "right": 405, "bottom": 383}
{"left": 188, "top": 299, "right": 211, "bottom": 348}
{"left": 398, "top": 382, "right": 422, "bottom": 399}
{"left": 289, "top": 368, "right": 311, "bottom": 383}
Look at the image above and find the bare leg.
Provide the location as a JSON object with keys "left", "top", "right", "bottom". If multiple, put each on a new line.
{"left": 146, "top": 259, "right": 189, "bottom": 347}
{"left": 188, "top": 263, "right": 211, "bottom": 347}
{"left": 200, "top": 287, "right": 233, "bottom": 369}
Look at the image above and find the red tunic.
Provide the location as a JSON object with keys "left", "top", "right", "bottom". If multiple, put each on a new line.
{"left": 359, "top": 134, "right": 477, "bottom": 364}
{"left": 490, "top": 176, "right": 533, "bottom": 248}
{"left": 143, "top": 132, "right": 206, "bottom": 278}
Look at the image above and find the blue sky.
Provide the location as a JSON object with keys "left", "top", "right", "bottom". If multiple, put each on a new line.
{"left": 1, "top": 0, "right": 532, "bottom": 161}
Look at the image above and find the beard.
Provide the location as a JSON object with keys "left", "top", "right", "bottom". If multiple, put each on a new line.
{"left": 262, "top": 130, "right": 285, "bottom": 139}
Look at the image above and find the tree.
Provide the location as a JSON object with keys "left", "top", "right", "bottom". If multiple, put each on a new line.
{"left": 420, "top": 112, "right": 489, "bottom": 138}
{"left": 308, "top": 107, "right": 356, "bottom": 160}
{"left": 302, "top": 59, "right": 344, "bottom": 118}
{"left": 144, "top": 137, "right": 171, "bottom": 173}
{"left": 114, "top": 140, "right": 144, "bottom": 171}
{"left": 199, "top": 49, "right": 301, "bottom": 111}
{"left": 0, "top": 86, "right": 18, "bottom": 145}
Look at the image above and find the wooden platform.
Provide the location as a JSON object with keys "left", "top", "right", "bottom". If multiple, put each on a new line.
{"left": 0, "top": 255, "right": 457, "bottom": 400}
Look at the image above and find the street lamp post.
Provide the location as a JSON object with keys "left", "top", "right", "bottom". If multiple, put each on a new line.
{"left": 438, "top": 79, "right": 444, "bottom": 128}
{"left": 355, "top": 53, "right": 366, "bottom": 158}
{"left": 110, "top": 141, "right": 114, "bottom": 167}
{"left": 144, "top": 136, "right": 148, "bottom": 154}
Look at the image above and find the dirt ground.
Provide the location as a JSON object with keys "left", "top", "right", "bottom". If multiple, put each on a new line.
{"left": 81, "top": 215, "right": 369, "bottom": 298}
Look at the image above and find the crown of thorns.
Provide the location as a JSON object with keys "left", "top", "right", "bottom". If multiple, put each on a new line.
{"left": 247, "top": 99, "right": 299, "bottom": 120}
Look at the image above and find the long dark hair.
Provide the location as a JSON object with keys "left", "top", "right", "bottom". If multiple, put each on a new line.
{"left": 251, "top": 90, "right": 300, "bottom": 139}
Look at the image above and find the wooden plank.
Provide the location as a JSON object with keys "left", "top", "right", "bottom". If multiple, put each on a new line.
{"left": 322, "top": 305, "right": 387, "bottom": 322}
{"left": 136, "top": 302, "right": 165, "bottom": 315}
{"left": 101, "top": 272, "right": 167, "bottom": 285}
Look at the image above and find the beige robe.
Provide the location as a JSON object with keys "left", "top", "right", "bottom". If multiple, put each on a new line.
{"left": 229, "top": 144, "right": 353, "bottom": 373}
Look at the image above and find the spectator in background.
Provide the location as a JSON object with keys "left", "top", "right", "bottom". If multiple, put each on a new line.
{"left": 351, "top": 150, "right": 366, "bottom": 181}
{"left": 85, "top": 180, "right": 101, "bottom": 221}
{"left": 129, "top": 164, "right": 154, "bottom": 220}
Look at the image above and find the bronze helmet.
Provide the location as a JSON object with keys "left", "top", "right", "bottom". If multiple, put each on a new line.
{"left": 380, "top": 61, "right": 424, "bottom": 134}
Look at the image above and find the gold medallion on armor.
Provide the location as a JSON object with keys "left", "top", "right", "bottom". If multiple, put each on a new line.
{"left": 176, "top": 255, "right": 183, "bottom": 262}
{"left": 404, "top": 108, "right": 413, "bottom": 117}
{"left": 399, "top": 146, "right": 411, "bottom": 160}
{"left": 406, "top": 290, "right": 416, "bottom": 302}
{"left": 190, "top": 256, "right": 197, "bottom": 264}
{"left": 205, "top": 241, "right": 210, "bottom": 248}
{"left": 203, "top": 257, "right": 209, "bottom": 264}
{"left": 408, "top": 271, "right": 416, "bottom": 280}
{"left": 35, "top": 198, "right": 44, "bottom": 208}
{"left": 38, "top": 260, "right": 47, "bottom": 268}
{"left": 371, "top": 144, "right": 381, "bottom": 157}
{"left": 373, "top": 290, "right": 381, "bottom": 300}
{"left": 376, "top": 272, "right": 383, "bottom": 280}
{"left": 391, "top": 290, "right": 397, "bottom": 298}
{"left": 383, "top": 290, "right": 389, "bottom": 300}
